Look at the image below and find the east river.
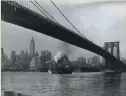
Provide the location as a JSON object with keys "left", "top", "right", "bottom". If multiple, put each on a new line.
{"left": 1, "top": 72, "right": 126, "bottom": 96}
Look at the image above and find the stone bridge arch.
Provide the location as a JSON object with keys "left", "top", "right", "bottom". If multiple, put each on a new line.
{"left": 104, "top": 41, "right": 120, "bottom": 70}
{"left": 104, "top": 41, "right": 120, "bottom": 59}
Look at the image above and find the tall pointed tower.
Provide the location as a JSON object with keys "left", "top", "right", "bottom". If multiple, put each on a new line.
{"left": 30, "top": 37, "right": 35, "bottom": 57}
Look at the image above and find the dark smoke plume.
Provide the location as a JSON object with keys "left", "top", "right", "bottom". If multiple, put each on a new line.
{"left": 54, "top": 42, "right": 75, "bottom": 62}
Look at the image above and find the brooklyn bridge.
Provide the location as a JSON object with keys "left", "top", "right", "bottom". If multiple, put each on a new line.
{"left": 1, "top": 1, "right": 125, "bottom": 72}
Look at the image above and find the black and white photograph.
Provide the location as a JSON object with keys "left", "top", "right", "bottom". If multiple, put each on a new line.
{"left": 1, "top": 0, "right": 126, "bottom": 96}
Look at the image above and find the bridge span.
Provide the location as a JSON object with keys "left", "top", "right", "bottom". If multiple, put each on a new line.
{"left": 1, "top": 1, "right": 125, "bottom": 71}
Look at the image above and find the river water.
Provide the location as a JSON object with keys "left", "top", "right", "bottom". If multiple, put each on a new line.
{"left": 1, "top": 72, "right": 126, "bottom": 96}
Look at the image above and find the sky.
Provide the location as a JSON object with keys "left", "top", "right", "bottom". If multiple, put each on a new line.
{"left": 1, "top": 0, "right": 126, "bottom": 60}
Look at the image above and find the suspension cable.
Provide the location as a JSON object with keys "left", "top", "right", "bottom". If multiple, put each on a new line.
{"left": 30, "top": 0, "right": 50, "bottom": 20}
{"left": 50, "top": 0, "right": 86, "bottom": 39}
{"left": 33, "top": 0, "right": 59, "bottom": 24}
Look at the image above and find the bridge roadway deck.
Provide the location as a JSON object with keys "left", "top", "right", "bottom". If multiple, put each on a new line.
{"left": 1, "top": 1, "right": 125, "bottom": 70}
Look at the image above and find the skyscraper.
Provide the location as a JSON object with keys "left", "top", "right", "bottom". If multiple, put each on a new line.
{"left": 90, "top": 56, "right": 100, "bottom": 66}
{"left": 35, "top": 51, "right": 39, "bottom": 57}
{"left": 11, "top": 50, "right": 16, "bottom": 64}
{"left": 45, "top": 51, "right": 51, "bottom": 61}
{"left": 77, "top": 56, "right": 86, "bottom": 64}
{"left": 4, "top": 54, "right": 8, "bottom": 63}
{"left": 87, "top": 58, "right": 91, "bottom": 64}
{"left": 24, "top": 50, "right": 30, "bottom": 70}
{"left": 30, "top": 37, "right": 35, "bottom": 57}
{"left": 40, "top": 51, "right": 46, "bottom": 68}
{"left": 77, "top": 56, "right": 86, "bottom": 67}
{"left": 40, "top": 50, "right": 52, "bottom": 68}
{"left": 1, "top": 47, "right": 5, "bottom": 63}
{"left": 20, "top": 50, "right": 25, "bottom": 58}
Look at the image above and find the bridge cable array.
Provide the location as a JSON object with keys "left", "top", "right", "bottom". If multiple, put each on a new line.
{"left": 30, "top": 0, "right": 51, "bottom": 20}
{"left": 33, "top": 0, "right": 60, "bottom": 24}
{"left": 30, "top": 0, "right": 60, "bottom": 25}
{"left": 30, "top": 0, "right": 89, "bottom": 41}
{"left": 50, "top": 0, "right": 87, "bottom": 39}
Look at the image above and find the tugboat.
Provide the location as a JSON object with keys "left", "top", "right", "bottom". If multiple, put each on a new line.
{"left": 46, "top": 54, "right": 72, "bottom": 74}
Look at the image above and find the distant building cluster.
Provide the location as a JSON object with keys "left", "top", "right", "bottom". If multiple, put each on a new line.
{"left": 89, "top": 56, "right": 100, "bottom": 66}
{"left": 30, "top": 50, "right": 52, "bottom": 71}
{"left": 2, "top": 37, "right": 125, "bottom": 72}
{"left": 71, "top": 55, "right": 101, "bottom": 70}
{"left": 1, "top": 37, "right": 52, "bottom": 71}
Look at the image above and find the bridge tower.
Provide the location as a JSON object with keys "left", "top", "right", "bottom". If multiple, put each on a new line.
{"left": 104, "top": 41, "right": 120, "bottom": 70}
